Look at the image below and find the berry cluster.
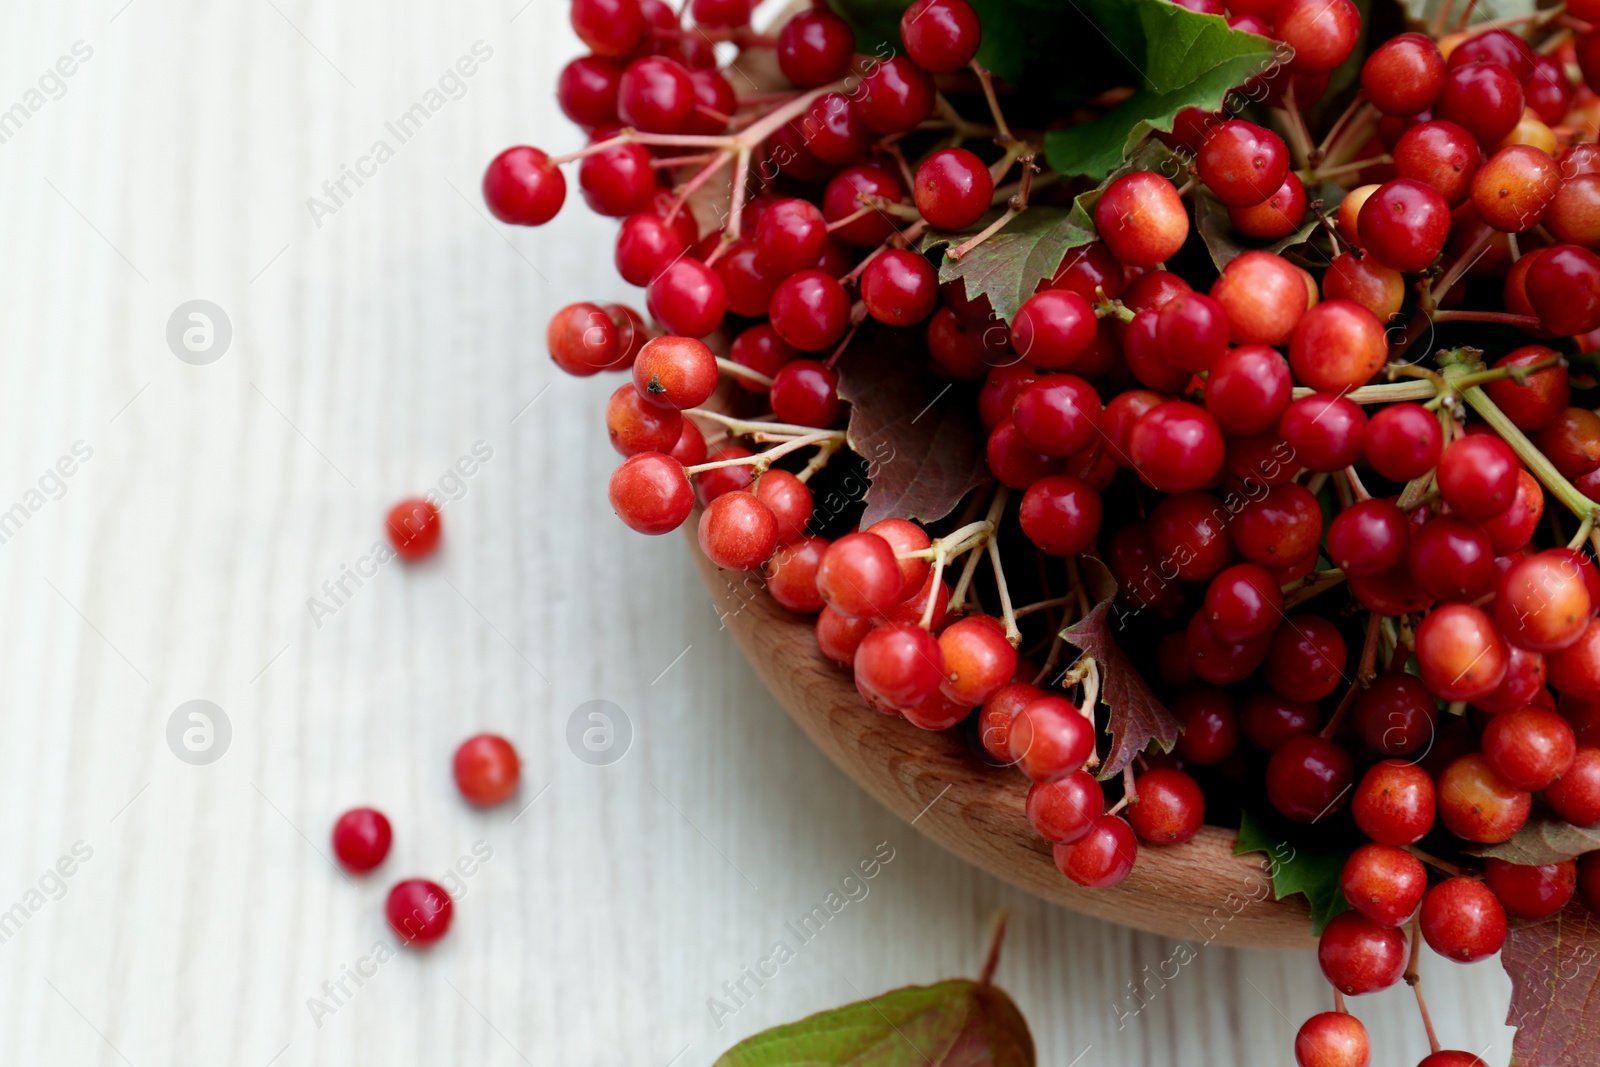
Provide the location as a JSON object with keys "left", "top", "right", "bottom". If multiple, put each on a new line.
{"left": 502, "top": 0, "right": 1600, "bottom": 1061}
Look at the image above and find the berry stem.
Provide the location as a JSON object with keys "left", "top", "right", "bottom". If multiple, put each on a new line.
{"left": 666, "top": 150, "right": 735, "bottom": 222}
{"left": 1430, "top": 310, "right": 1543, "bottom": 329}
{"left": 1308, "top": 154, "right": 1392, "bottom": 182}
{"left": 683, "top": 430, "right": 843, "bottom": 475}
{"left": 1568, "top": 514, "right": 1596, "bottom": 551}
{"left": 685, "top": 408, "right": 814, "bottom": 436}
{"left": 1282, "top": 568, "right": 1345, "bottom": 609}
{"left": 1333, "top": 989, "right": 1349, "bottom": 1014}
{"left": 978, "top": 909, "right": 1009, "bottom": 986}
{"left": 1013, "top": 593, "right": 1080, "bottom": 619}
{"left": 795, "top": 438, "right": 842, "bottom": 484}
{"left": 1319, "top": 612, "right": 1383, "bottom": 740}
{"left": 1277, "top": 81, "right": 1316, "bottom": 170}
{"left": 1289, "top": 380, "right": 1438, "bottom": 404}
{"left": 1404, "top": 916, "right": 1443, "bottom": 1056}
{"left": 712, "top": 357, "right": 775, "bottom": 389}
{"left": 1403, "top": 845, "right": 1468, "bottom": 878}
{"left": 1311, "top": 95, "right": 1372, "bottom": 168}
{"left": 921, "top": 542, "right": 949, "bottom": 630}
{"left": 1426, "top": 227, "right": 1496, "bottom": 310}
{"left": 726, "top": 146, "right": 753, "bottom": 241}
{"left": 978, "top": 486, "right": 1021, "bottom": 646}
{"left": 968, "top": 59, "right": 1014, "bottom": 144}
{"left": 1342, "top": 465, "right": 1373, "bottom": 502}
{"left": 947, "top": 204, "right": 1023, "bottom": 261}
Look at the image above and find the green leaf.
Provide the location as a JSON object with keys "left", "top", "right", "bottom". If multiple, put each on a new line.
{"left": 1233, "top": 812, "right": 1353, "bottom": 935}
{"left": 924, "top": 207, "right": 1096, "bottom": 325}
{"left": 1044, "top": 1, "right": 1281, "bottom": 182}
{"left": 1192, "top": 187, "right": 1331, "bottom": 271}
{"left": 1061, "top": 557, "right": 1182, "bottom": 781}
{"left": 924, "top": 139, "right": 1178, "bottom": 324}
{"left": 1467, "top": 817, "right": 1600, "bottom": 866}
{"left": 713, "top": 978, "right": 1035, "bottom": 1066}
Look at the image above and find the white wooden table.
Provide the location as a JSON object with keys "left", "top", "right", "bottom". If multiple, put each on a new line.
{"left": 0, "top": 2, "right": 1512, "bottom": 1064}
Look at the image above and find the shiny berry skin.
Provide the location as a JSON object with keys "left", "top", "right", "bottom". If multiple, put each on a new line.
{"left": 1204, "top": 564, "right": 1284, "bottom": 644}
{"left": 823, "top": 164, "right": 906, "bottom": 247}
{"left": 766, "top": 537, "right": 827, "bottom": 614}
{"left": 1484, "top": 346, "right": 1569, "bottom": 432}
{"left": 1407, "top": 516, "right": 1496, "bottom": 603}
{"left": 1289, "top": 300, "right": 1388, "bottom": 395}
{"left": 1353, "top": 759, "right": 1437, "bottom": 845}
{"left": 1149, "top": 491, "right": 1235, "bottom": 582}
{"left": 861, "top": 250, "right": 939, "bottom": 326}
{"left": 770, "top": 270, "right": 853, "bottom": 352}
{"left": 1054, "top": 814, "right": 1137, "bottom": 888}
{"left": 987, "top": 419, "right": 1063, "bottom": 490}
{"left": 1364, "top": 402, "right": 1441, "bottom": 481}
{"left": 578, "top": 141, "right": 657, "bottom": 217}
{"left": 615, "top": 212, "right": 691, "bottom": 287}
{"left": 1017, "top": 474, "right": 1102, "bottom": 557}
{"left": 1095, "top": 172, "right": 1189, "bottom": 267}
{"left": 915, "top": 148, "right": 994, "bottom": 232}
{"left": 855, "top": 623, "right": 944, "bottom": 708}
{"left": 618, "top": 56, "right": 695, "bottom": 133}
{"left": 698, "top": 491, "right": 779, "bottom": 571}
{"left": 1353, "top": 672, "right": 1437, "bottom": 759}
{"left": 1295, "top": 1011, "right": 1370, "bottom": 1067}
{"left": 979, "top": 681, "right": 1039, "bottom": 763}
{"left": 1415, "top": 604, "right": 1509, "bottom": 702}
{"left": 331, "top": 808, "right": 392, "bottom": 872}
{"left": 1011, "top": 290, "right": 1097, "bottom": 369}
{"left": 387, "top": 498, "right": 442, "bottom": 561}
{"left": 769, "top": 360, "right": 844, "bottom": 428}
{"left": 937, "top": 616, "right": 1016, "bottom": 705}
{"left": 483, "top": 146, "right": 566, "bottom": 225}
{"left": 453, "top": 734, "right": 521, "bottom": 806}
{"left": 857, "top": 56, "right": 935, "bottom": 135}
{"left": 1239, "top": 691, "right": 1318, "bottom": 752}
{"left": 1472, "top": 145, "right": 1560, "bottom": 233}
{"left": 1435, "top": 62, "right": 1525, "bottom": 147}
{"left": 1267, "top": 735, "right": 1355, "bottom": 823}
{"left": 1128, "top": 401, "right": 1224, "bottom": 493}
{"left": 715, "top": 240, "right": 781, "bottom": 316}
{"left": 607, "top": 383, "right": 682, "bottom": 456}
{"left": 1362, "top": 32, "right": 1445, "bottom": 116}
{"left": 1010, "top": 695, "right": 1095, "bottom": 781}
{"left": 1317, "top": 911, "right": 1408, "bottom": 995}
{"left": 1231, "top": 483, "right": 1322, "bottom": 570}
{"left": 1327, "top": 498, "right": 1408, "bottom": 578}
{"left": 694, "top": 445, "right": 752, "bottom": 505}
{"left": 1322, "top": 252, "right": 1404, "bottom": 321}
{"left": 1543, "top": 746, "right": 1600, "bottom": 825}
{"left": 1358, "top": 179, "right": 1451, "bottom": 272}
{"left": 816, "top": 606, "right": 872, "bottom": 665}
{"left": 647, "top": 258, "right": 726, "bottom": 338}
{"left": 901, "top": 0, "right": 982, "bottom": 73}
{"left": 1548, "top": 173, "right": 1600, "bottom": 245}
{"left": 1526, "top": 244, "right": 1600, "bottom": 336}
{"left": 1494, "top": 551, "right": 1593, "bottom": 654}
{"left": 632, "top": 336, "right": 718, "bottom": 410}
{"left": 1484, "top": 858, "right": 1578, "bottom": 921}
{"left": 1416, "top": 1054, "right": 1488, "bottom": 1067}
{"left": 1394, "top": 121, "right": 1481, "bottom": 207}
{"left": 1204, "top": 345, "right": 1292, "bottom": 436}
{"left": 1127, "top": 769, "right": 1205, "bottom": 845}
{"left": 756, "top": 471, "right": 813, "bottom": 545}
{"left": 777, "top": 9, "right": 855, "bottom": 88}
{"left": 559, "top": 56, "right": 624, "bottom": 129}
{"left": 867, "top": 518, "right": 931, "bottom": 598}
{"left": 1172, "top": 688, "right": 1240, "bottom": 765}
{"left": 1196, "top": 121, "right": 1290, "bottom": 207}
{"left": 1279, "top": 393, "right": 1367, "bottom": 472}
{"left": 1210, "top": 251, "right": 1308, "bottom": 345}
{"left": 1026, "top": 772, "right": 1103, "bottom": 845}
{"left": 816, "top": 532, "right": 904, "bottom": 618}
{"left": 571, "top": 0, "right": 645, "bottom": 57}
{"left": 755, "top": 198, "right": 829, "bottom": 275}
{"left": 1154, "top": 292, "right": 1229, "bottom": 374}
{"left": 1012, "top": 375, "right": 1100, "bottom": 457}
{"left": 609, "top": 452, "right": 694, "bottom": 534}
{"left": 1275, "top": 0, "right": 1359, "bottom": 75}
{"left": 1341, "top": 843, "right": 1427, "bottom": 928}
{"left": 1265, "top": 616, "right": 1347, "bottom": 703}
{"left": 1420, "top": 876, "right": 1508, "bottom": 963}
{"left": 386, "top": 878, "right": 454, "bottom": 946}
{"left": 1437, "top": 753, "right": 1531, "bottom": 843}
{"left": 1228, "top": 171, "right": 1307, "bottom": 239}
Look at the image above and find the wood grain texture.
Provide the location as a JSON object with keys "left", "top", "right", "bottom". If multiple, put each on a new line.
{"left": 0, "top": 2, "right": 1515, "bottom": 1065}
{"left": 688, "top": 528, "right": 1320, "bottom": 950}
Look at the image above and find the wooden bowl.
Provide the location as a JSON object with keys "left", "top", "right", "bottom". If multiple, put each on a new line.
{"left": 687, "top": 528, "right": 1316, "bottom": 949}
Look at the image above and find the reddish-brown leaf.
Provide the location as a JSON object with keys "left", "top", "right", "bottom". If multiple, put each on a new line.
{"left": 836, "top": 326, "right": 993, "bottom": 528}
{"left": 1468, "top": 817, "right": 1600, "bottom": 866}
{"left": 1061, "top": 556, "right": 1182, "bottom": 780}
{"left": 1502, "top": 903, "right": 1600, "bottom": 1067}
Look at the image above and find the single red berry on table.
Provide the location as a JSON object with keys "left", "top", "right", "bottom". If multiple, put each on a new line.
{"left": 454, "top": 734, "right": 520, "bottom": 806}
{"left": 332, "top": 808, "right": 392, "bottom": 872}
{"left": 386, "top": 878, "right": 454, "bottom": 946}
{"left": 387, "top": 498, "right": 442, "bottom": 561}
